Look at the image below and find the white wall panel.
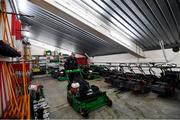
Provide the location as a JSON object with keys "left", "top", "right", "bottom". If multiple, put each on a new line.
{"left": 31, "top": 45, "right": 45, "bottom": 55}
{"left": 90, "top": 49, "right": 180, "bottom": 64}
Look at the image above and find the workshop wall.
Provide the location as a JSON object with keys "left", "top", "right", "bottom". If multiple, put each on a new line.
{"left": 90, "top": 49, "right": 180, "bottom": 64}
{"left": 30, "top": 44, "right": 72, "bottom": 55}
{"left": 31, "top": 44, "right": 46, "bottom": 55}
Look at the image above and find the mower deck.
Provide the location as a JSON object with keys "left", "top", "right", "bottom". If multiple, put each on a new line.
{"left": 57, "top": 76, "right": 68, "bottom": 81}
{"left": 67, "top": 91, "right": 111, "bottom": 117}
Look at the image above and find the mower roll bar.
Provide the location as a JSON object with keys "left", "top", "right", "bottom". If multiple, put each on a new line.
{"left": 154, "top": 63, "right": 177, "bottom": 75}
{"left": 118, "top": 63, "right": 127, "bottom": 73}
{"left": 149, "top": 64, "right": 156, "bottom": 76}
{"left": 92, "top": 63, "right": 179, "bottom": 78}
{"left": 137, "top": 63, "right": 146, "bottom": 75}
{"left": 128, "top": 63, "right": 136, "bottom": 74}
{"left": 138, "top": 63, "right": 156, "bottom": 76}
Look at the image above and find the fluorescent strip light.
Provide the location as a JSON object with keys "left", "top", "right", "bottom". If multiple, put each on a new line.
{"left": 16, "top": 0, "right": 28, "bottom": 11}
{"left": 24, "top": 31, "right": 30, "bottom": 37}
{"left": 29, "top": 39, "right": 56, "bottom": 51}
{"left": 110, "top": 30, "right": 132, "bottom": 47}
{"left": 54, "top": 0, "right": 99, "bottom": 27}
{"left": 29, "top": 39, "right": 71, "bottom": 55}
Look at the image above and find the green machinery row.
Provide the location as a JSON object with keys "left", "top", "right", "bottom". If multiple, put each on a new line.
{"left": 50, "top": 65, "right": 107, "bottom": 81}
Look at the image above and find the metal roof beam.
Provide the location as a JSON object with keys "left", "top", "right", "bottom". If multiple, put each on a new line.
{"left": 28, "top": 0, "right": 144, "bottom": 57}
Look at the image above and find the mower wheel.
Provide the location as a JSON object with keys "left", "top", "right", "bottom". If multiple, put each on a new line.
{"left": 82, "top": 112, "right": 88, "bottom": 118}
{"left": 80, "top": 109, "right": 89, "bottom": 118}
{"left": 107, "top": 98, "right": 112, "bottom": 107}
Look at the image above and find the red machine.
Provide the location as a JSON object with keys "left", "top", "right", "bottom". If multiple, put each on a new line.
{"left": 76, "top": 57, "right": 89, "bottom": 65}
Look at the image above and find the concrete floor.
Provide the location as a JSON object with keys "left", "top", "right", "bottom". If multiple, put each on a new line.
{"left": 33, "top": 75, "right": 180, "bottom": 119}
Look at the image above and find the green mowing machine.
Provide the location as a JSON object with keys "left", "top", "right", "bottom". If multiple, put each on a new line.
{"left": 57, "top": 70, "right": 69, "bottom": 81}
{"left": 50, "top": 68, "right": 68, "bottom": 81}
{"left": 81, "top": 66, "right": 101, "bottom": 80}
{"left": 82, "top": 70, "right": 101, "bottom": 80}
{"left": 57, "top": 76, "right": 68, "bottom": 81}
{"left": 66, "top": 69, "right": 112, "bottom": 118}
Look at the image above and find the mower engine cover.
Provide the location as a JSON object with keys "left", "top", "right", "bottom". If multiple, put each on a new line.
{"left": 70, "top": 83, "right": 80, "bottom": 95}
{"left": 71, "top": 83, "right": 80, "bottom": 88}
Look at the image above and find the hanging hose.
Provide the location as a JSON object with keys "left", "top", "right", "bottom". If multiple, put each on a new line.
{"left": 159, "top": 40, "right": 168, "bottom": 63}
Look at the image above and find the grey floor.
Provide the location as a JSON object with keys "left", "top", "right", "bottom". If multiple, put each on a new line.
{"left": 33, "top": 75, "right": 180, "bottom": 119}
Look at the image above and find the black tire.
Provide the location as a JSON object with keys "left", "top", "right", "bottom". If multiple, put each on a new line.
{"left": 91, "top": 85, "right": 99, "bottom": 92}
{"left": 107, "top": 98, "right": 112, "bottom": 107}
{"left": 80, "top": 109, "right": 89, "bottom": 118}
{"left": 82, "top": 112, "right": 88, "bottom": 118}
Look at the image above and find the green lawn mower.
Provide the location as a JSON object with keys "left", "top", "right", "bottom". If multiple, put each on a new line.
{"left": 81, "top": 68, "right": 101, "bottom": 80}
{"left": 50, "top": 68, "right": 68, "bottom": 81}
{"left": 57, "top": 69, "right": 69, "bottom": 81}
{"left": 66, "top": 69, "right": 112, "bottom": 118}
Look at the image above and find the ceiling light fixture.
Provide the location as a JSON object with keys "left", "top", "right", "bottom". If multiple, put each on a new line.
{"left": 29, "top": 39, "right": 56, "bottom": 51}
{"left": 110, "top": 30, "right": 132, "bottom": 47}
{"left": 24, "top": 31, "right": 30, "bottom": 37}
{"left": 17, "top": 0, "right": 28, "bottom": 11}
{"left": 53, "top": 0, "right": 99, "bottom": 27}
{"left": 29, "top": 39, "right": 71, "bottom": 55}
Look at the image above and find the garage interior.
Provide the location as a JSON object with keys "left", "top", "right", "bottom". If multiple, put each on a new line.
{"left": 0, "top": 0, "right": 180, "bottom": 119}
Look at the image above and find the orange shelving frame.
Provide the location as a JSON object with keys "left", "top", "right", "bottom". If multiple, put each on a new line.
{"left": 0, "top": 62, "right": 30, "bottom": 119}
{"left": 0, "top": 0, "right": 30, "bottom": 119}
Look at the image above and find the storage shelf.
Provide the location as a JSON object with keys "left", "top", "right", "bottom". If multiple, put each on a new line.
{"left": 0, "top": 41, "right": 21, "bottom": 57}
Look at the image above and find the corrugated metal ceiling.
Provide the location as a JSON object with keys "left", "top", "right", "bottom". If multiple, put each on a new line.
{"left": 17, "top": 0, "right": 180, "bottom": 56}
{"left": 81, "top": 0, "right": 180, "bottom": 49}
{"left": 17, "top": 0, "right": 129, "bottom": 56}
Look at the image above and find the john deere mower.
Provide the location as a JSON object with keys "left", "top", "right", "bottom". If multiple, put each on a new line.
{"left": 81, "top": 66, "right": 101, "bottom": 80}
{"left": 66, "top": 69, "right": 112, "bottom": 118}
{"left": 51, "top": 68, "right": 68, "bottom": 81}
{"left": 57, "top": 69, "right": 69, "bottom": 81}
